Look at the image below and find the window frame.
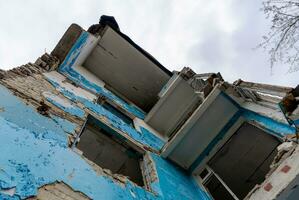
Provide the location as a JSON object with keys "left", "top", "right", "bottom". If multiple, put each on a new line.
{"left": 71, "top": 114, "right": 158, "bottom": 192}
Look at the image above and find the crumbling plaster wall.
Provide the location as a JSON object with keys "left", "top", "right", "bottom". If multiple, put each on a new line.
{"left": 52, "top": 27, "right": 297, "bottom": 200}
{"left": 0, "top": 67, "right": 294, "bottom": 200}
{"left": 0, "top": 59, "right": 210, "bottom": 199}
{"left": 26, "top": 182, "right": 90, "bottom": 200}
{"left": 0, "top": 23, "right": 296, "bottom": 199}
{"left": 245, "top": 142, "right": 299, "bottom": 200}
{"left": 0, "top": 78, "right": 211, "bottom": 199}
{"left": 43, "top": 71, "right": 165, "bottom": 152}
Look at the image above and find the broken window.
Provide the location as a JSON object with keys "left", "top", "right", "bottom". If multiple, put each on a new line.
{"left": 75, "top": 115, "right": 144, "bottom": 186}
{"left": 196, "top": 123, "right": 280, "bottom": 200}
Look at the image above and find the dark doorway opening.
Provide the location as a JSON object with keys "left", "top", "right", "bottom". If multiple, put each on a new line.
{"left": 206, "top": 122, "right": 280, "bottom": 199}
{"left": 76, "top": 115, "right": 144, "bottom": 186}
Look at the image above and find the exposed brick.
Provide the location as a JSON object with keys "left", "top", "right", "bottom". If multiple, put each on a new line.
{"left": 27, "top": 182, "right": 90, "bottom": 200}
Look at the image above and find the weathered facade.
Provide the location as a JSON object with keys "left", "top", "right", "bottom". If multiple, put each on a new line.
{"left": 0, "top": 21, "right": 298, "bottom": 200}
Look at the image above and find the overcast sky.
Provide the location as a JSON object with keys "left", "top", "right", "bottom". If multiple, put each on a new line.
{"left": 0, "top": 0, "right": 298, "bottom": 87}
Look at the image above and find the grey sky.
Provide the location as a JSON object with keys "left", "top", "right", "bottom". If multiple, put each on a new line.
{"left": 0, "top": 0, "right": 298, "bottom": 87}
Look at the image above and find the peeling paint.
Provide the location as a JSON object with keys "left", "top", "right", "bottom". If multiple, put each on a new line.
{"left": 242, "top": 108, "right": 296, "bottom": 137}
{"left": 44, "top": 71, "right": 97, "bottom": 102}
{"left": 2, "top": 25, "right": 295, "bottom": 200}
{"left": 0, "top": 116, "right": 152, "bottom": 199}
{"left": 43, "top": 91, "right": 85, "bottom": 118}
{"left": 0, "top": 86, "right": 74, "bottom": 147}
{"left": 49, "top": 114, "right": 78, "bottom": 135}
{"left": 45, "top": 73, "right": 165, "bottom": 152}
{"left": 57, "top": 32, "right": 146, "bottom": 120}
{"left": 0, "top": 187, "right": 16, "bottom": 197}
{"left": 0, "top": 84, "right": 210, "bottom": 200}
{"left": 64, "top": 66, "right": 146, "bottom": 120}
{"left": 0, "top": 86, "right": 151, "bottom": 199}
{"left": 0, "top": 76, "right": 213, "bottom": 199}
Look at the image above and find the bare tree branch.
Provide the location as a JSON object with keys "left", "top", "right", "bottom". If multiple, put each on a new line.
{"left": 261, "top": 0, "right": 299, "bottom": 72}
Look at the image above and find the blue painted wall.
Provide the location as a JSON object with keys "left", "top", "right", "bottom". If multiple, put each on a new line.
{"left": 0, "top": 85, "right": 211, "bottom": 199}
{"left": 242, "top": 108, "right": 296, "bottom": 137}
{"left": 45, "top": 76, "right": 165, "bottom": 152}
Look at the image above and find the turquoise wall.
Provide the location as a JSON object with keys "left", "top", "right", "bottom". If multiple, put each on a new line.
{"left": 0, "top": 85, "right": 211, "bottom": 199}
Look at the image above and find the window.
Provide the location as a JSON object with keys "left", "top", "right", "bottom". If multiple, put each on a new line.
{"left": 75, "top": 115, "right": 144, "bottom": 186}
{"left": 98, "top": 96, "right": 134, "bottom": 127}
{"left": 196, "top": 123, "right": 280, "bottom": 199}
{"left": 198, "top": 167, "right": 238, "bottom": 200}
{"left": 102, "top": 102, "right": 134, "bottom": 126}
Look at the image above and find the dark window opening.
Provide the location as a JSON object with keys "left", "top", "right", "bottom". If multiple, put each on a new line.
{"left": 98, "top": 98, "right": 134, "bottom": 127}
{"left": 203, "top": 122, "right": 280, "bottom": 199}
{"left": 76, "top": 115, "right": 144, "bottom": 186}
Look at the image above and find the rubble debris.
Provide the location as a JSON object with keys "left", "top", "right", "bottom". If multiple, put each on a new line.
{"left": 35, "top": 53, "right": 59, "bottom": 71}
{"left": 267, "top": 142, "right": 297, "bottom": 178}
{"left": 280, "top": 93, "right": 298, "bottom": 115}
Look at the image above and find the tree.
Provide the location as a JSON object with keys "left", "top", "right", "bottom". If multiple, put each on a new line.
{"left": 261, "top": 0, "right": 299, "bottom": 72}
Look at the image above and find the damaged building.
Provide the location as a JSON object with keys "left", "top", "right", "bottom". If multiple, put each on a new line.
{"left": 0, "top": 18, "right": 299, "bottom": 200}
